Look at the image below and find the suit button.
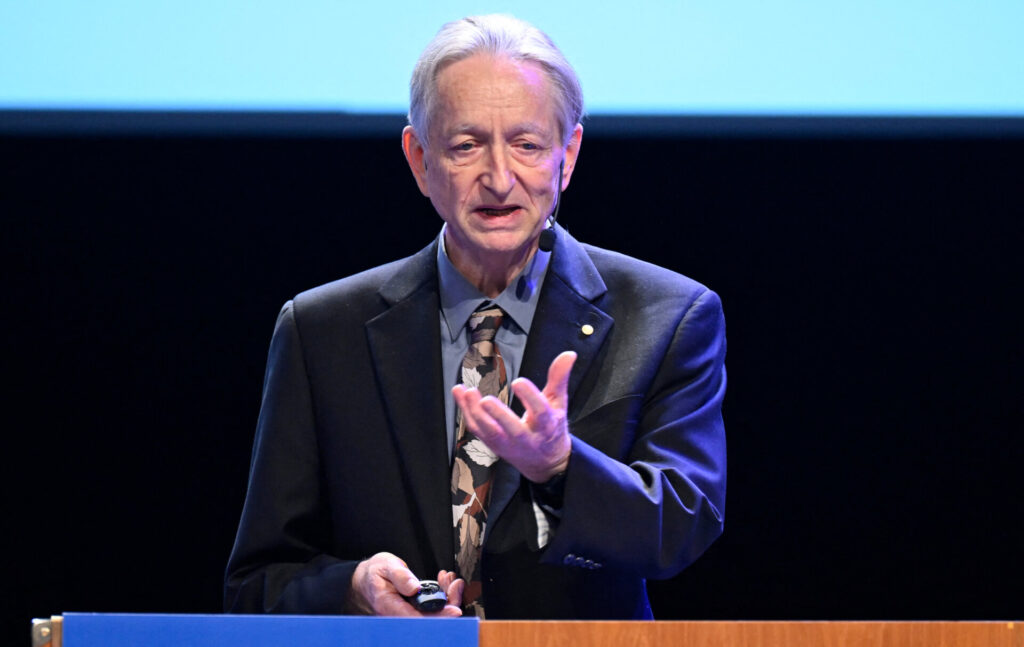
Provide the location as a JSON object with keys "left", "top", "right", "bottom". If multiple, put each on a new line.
{"left": 574, "top": 557, "right": 585, "bottom": 566}
{"left": 584, "top": 559, "right": 594, "bottom": 569}
{"left": 593, "top": 562, "right": 603, "bottom": 569}
{"left": 563, "top": 553, "right": 576, "bottom": 565}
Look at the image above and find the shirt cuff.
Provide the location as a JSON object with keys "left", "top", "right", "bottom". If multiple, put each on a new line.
{"left": 530, "top": 469, "right": 567, "bottom": 511}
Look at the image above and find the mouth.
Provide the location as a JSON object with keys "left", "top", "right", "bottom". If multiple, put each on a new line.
{"left": 475, "top": 205, "right": 521, "bottom": 217}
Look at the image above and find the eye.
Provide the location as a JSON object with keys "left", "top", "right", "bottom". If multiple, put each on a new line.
{"left": 453, "top": 141, "right": 475, "bottom": 152}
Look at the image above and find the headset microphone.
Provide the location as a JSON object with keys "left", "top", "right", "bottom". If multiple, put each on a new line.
{"left": 537, "top": 225, "right": 556, "bottom": 252}
{"left": 538, "top": 158, "right": 565, "bottom": 253}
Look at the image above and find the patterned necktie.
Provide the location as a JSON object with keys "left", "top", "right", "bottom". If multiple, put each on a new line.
{"left": 451, "top": 306, "right": 507, "bottom": 613}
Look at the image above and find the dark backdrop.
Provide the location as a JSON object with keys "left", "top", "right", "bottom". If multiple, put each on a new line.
{"left": 3, "top": 119, "right": 1021, "bottom": 643}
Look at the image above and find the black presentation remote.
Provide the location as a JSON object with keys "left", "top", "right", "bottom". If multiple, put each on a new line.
{"left": 404, "top": 579, "right": 447, "bottom": 612}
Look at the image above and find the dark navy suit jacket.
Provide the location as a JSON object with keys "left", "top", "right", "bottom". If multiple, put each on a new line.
{"left": 224, "top": 225, "right": 727, "bottom": 619}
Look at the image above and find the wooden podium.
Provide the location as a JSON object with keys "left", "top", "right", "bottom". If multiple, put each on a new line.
{"left": 32, "top": 615, "right": 1020, "bottom": 647}
{"left": 481, "top": 621, "right": 1021, "bottom": 647}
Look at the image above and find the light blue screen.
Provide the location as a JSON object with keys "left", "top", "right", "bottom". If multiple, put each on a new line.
{"left": 2, "top": 1, "right": 1022, "bottom": 115}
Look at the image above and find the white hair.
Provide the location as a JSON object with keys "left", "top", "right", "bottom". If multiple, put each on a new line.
{"left": 408, "top": 14, "right": 584, "bottom": 148}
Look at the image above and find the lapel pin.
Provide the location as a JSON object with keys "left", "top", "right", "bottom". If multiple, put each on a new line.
{"left": 581, "top": 324, "right": 594, "bottom": 336}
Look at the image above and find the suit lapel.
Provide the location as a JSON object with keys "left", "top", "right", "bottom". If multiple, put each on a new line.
{"left": 365, "top": 242, "right": 454, "bottom": 572}
{"left": 488, "top": 227, "right": 615, "bottom": 532}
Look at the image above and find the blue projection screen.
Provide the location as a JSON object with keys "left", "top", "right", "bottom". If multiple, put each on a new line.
{"left": 1, "top": 1, "right": 1022, "bottom": 116}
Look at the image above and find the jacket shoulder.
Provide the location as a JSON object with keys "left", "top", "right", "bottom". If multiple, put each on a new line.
{"left": 292, "top": 238, "right": 437, "bottom": 314}
{"left": 293, "top": 259, "right": 399, "bottom": 310}
{"left": 581, "top": 243, "right": 714, "bottom": 305}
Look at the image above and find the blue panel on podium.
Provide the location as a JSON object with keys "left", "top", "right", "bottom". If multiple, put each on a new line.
{"left": 62, "top": 613, "right": 479, "bottom": 647}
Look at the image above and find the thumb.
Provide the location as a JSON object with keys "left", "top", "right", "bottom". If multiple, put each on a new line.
{"left": 543, "top": 351, "right": 577, "bottom": 407}
{"left": 383, "top": 561, "right": 421, "bottom": 596}
{"left": 401, "top": 573, "right": 422, "bottom": 596}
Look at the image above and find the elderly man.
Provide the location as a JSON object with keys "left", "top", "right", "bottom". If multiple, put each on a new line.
{"left": 225, "top": 14, "right": 726, "bottom": 619}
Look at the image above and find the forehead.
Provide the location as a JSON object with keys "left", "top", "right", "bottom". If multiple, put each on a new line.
{"left": 432, "top": 54, "right": 557, "bottom": 135}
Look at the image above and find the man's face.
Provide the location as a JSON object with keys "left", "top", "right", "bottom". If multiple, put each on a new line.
{"left": 403, "top": 54, "right": 582, "bottom": 271}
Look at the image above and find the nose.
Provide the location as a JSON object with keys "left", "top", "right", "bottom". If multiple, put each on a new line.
{"left": 481, "top": 146, "right": 516, "bottom": 196}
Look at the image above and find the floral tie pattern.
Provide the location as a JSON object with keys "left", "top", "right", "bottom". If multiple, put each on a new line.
{"left": 451, "top": 306, "right": 507, "bottom": 612}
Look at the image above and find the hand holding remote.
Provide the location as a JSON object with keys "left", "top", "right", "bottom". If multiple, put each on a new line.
{"left": 347, "top": 553, "right": 464, "bottom": 616}
{"left": 403, "top": 579, "right": 447, "bottom": 612}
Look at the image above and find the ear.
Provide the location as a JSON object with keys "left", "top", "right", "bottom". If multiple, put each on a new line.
{"left": 402, "top": 125, "right": 431, "bottom": 197}
{"left": 559, "top": 123, "right": 584, "bottom": 192}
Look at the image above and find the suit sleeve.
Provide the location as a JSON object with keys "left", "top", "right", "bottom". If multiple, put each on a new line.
{"left": 541, "top": 288, "right": 727, "bottom": 578}
{"left": 224, "top": 301, "right": 358, "bottom": 613}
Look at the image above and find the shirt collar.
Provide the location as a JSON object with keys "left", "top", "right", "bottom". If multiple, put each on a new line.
{"left": 437, "top": 224, "right": 551, "bottom": 342}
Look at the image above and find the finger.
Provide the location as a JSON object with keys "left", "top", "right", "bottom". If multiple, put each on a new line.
{"left": 436, "top": 570, "right": 453, "bottom": 591}
{"left": 451, "top": 384, "right": 469, "bottom": 412}
{"left": 457, "top": 390, "right": 506, "bottom": 445}
{"left": 542, "top": 351, "right": 577, "bottom": 407}
{"left": 436, "top": 574, "right": 465, "bottom": 617}
{"left": 479, "top": 395, "right": 525, "bottom": 435}
{"left": 376, "top": 595, "right": 424, "bottom": 617}
{"left": 451, "top": 383, "right": 469, "bottom": 400}
{"left": 446, "top": 577, "right": 466, "bottom": 608}
{"left": 381, "top": 560, "right": 421, "bottom": 597}
{"left": 452, "top": 385, "right": 483, "bottom": 424}
{"left": 361, "top": 575, "right": 421, "bottom": 617}
{"left": 510, "top": 377, "right": 551, "bottom": 426}
{"left": 452, "top": 386, "right": 484, "bottom": 431}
